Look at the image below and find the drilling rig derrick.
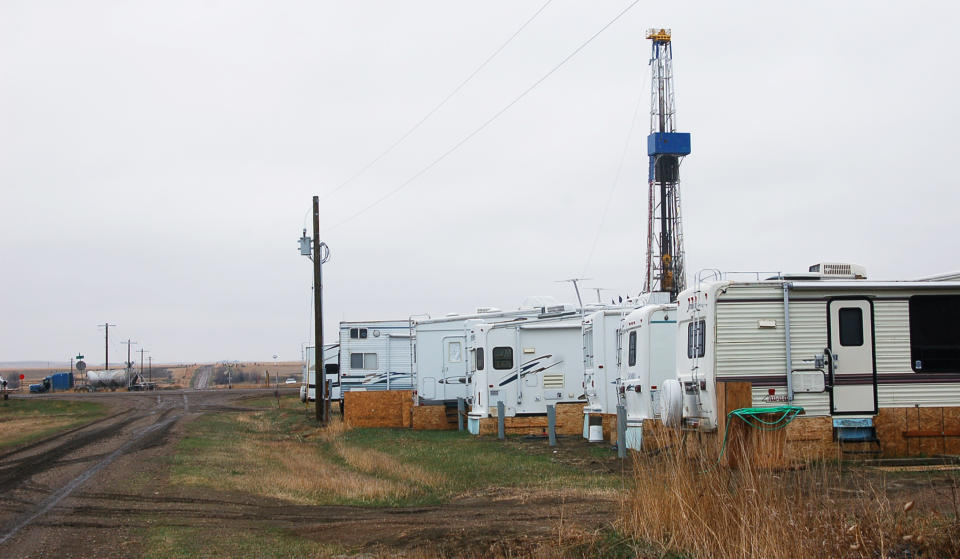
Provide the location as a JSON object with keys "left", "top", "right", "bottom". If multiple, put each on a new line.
{"left": 644, "top": 28, "right": 690, "bottom": 302}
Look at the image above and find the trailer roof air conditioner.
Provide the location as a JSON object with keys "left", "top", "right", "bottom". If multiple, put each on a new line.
{"left": 808, "top": 262, "right": 867, "bottom": 279}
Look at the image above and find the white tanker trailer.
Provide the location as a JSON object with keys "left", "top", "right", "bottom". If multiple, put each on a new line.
{"left": 85, "top": 368, "right": 137, "bottom": 391}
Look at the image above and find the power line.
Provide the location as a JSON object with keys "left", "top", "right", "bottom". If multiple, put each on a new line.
{"left": 320, "top": 0, "right": 555, "bottom": 202}
{"left": 582, "top": 74, "right": 647, "bottom": 275}
{"left": 327, "top": 0, "right": 643, "bottom": 232}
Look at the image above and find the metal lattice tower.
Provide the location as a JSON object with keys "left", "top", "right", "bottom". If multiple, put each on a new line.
{"left": 643, "top": 28, "right": 690, "bottom": 302}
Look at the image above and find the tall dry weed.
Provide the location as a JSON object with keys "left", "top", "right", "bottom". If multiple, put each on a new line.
{"left": 619, "top": 430, "right": 960, "bottom": 558}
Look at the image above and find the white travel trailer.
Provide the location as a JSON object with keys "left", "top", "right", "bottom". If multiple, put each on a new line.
{"left": 618, "top": 304, "right": 677, "bottom": 449}
{"left": 667, "top": 263, "right": 960, "bottom": 453}
{"left": 466, "top": 308, "right": 586, "bottom": 434}
{"left": 339, "top": 320, "right": 413, "bottom": 392}
{"left": 582, "top": 308, "right": 632, "bottom": 438}
{"left": 300, "top": 344, "right": 340, "bottom": 403}
{"left": 413, "top": 308, "right": 546, "bottom": 405}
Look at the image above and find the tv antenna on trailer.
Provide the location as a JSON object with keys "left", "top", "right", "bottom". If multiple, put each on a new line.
{"left": 556, "top": 278, "right": 590, "bottom": 315}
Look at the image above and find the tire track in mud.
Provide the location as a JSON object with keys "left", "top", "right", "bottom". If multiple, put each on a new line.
{"left": 0, "top": 409, "right": 132, "bottom": 463}
{"left": 0, "top": 416, "right": 142, "bottom": 491}
{"left": 0, "top": 412, "right": 180, "bottom": 545}
{"left": 0, "top": 394, "right": 188, "bottom": 545}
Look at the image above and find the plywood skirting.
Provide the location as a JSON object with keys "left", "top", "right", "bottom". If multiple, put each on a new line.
{"left": 343, "top": 390, "right": 413, "bottom": 428}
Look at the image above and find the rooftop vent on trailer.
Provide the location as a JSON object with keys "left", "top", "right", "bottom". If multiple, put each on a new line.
{"left": 808, "top": 262, "right": 867, "bottom": 279}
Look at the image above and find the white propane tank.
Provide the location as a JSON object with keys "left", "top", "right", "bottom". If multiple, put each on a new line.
{"left": 660, "top": 379, "right": 683, "bottom": 428}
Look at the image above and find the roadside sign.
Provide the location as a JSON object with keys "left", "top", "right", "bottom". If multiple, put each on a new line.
{"left": 76, "top": 355, "right": 84, "bottom": 360}
{"left": 19, "top": 374, "right": 24, "bottom": 380}
{"left": 76, "top": 360, "right": 86, "bottom": 372}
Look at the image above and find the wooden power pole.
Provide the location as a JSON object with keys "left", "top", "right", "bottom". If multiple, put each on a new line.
{"left": 312, "top": 196, "right": 326, "bottom": 425}
{"left": 98, "top": 323, "right": 116, "bottom": 370}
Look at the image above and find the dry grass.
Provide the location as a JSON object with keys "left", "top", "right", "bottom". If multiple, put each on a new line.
{"left": 619, "top": 432, "right": 960, "bottom": 558}
{"left": 0, "top": 399, "right": 107, "bottom": 448}
{"left": 175, "top": 410, "right": 444, "bottom": 504}
{"left": 0, "top": 417, "right": 76, "bottom": 445}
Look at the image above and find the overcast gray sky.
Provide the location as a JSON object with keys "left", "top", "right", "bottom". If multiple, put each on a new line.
{"left": 2, "top": 1, "right": 957, "bottom": 364}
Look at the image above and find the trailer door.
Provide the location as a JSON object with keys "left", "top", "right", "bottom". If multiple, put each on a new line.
{"left": 828, "top": 299, "right": 877, "bottom": 415}
{"left": 441, "top": 336, "right": 465, "bottom": 400}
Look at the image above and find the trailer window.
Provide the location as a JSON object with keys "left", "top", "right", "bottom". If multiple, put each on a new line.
{"left": 492, "top": 347, "right": 513, "bottom": 370}
{"left": 909, "top": 295, "right": 960, "bottom": 372}
{"left": 476, "top": 348, "right": 485, "bottom": 371}
{"left": 359, "top": 328, "right": 368, "bottom": 339}
{"left": 687, "top": 320, "right": 705, "bottom": 358}
{"left": 447, "top": 341, "right": 462, "bottom": 363}
{"left": 350, "top": 352, "right": 378, "bottom": 370}
{"left": 838, "top": 308, "right": 864, "bottom": 347}
{"left": 350, "top": 328, "right": 358, "bottom": 339}
{"left": 628, "top": 331, "right": 637, "bottom": 366}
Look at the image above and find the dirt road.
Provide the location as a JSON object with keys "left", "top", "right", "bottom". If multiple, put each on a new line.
{"left": 0, "top": 390, "right": 616, "bottom": 558}
{"left": 192, "top": 365, "right": 212, "bottom": 389}
{"left": 0, "top": 389, "right": 275, "bottom": 557}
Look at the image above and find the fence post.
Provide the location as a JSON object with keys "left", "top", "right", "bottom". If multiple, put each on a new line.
{"left": 457, "top": 397, "right": 465, "bottom": 432}
{"left": 617, "top": 404, "right": 627, "bottom": 459}
{"left": 497, "top": 401, "right": 505, "bottom": 440}
{"left": 547, "top": 405, "right": 557, "bottom": 447}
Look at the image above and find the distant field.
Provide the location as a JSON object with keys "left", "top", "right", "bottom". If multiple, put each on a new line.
{"left": 187, "top": 362, "right": 302, "bottom": 389}
{"left": 0, "top": 361, "right": 304, "bottom": 392}
{"left": 0, "top": 399, "right": 108, "bottom": 448}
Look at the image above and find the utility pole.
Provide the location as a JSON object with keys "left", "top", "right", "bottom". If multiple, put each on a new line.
{"left": 120, "top": 339, "right": 137, "bottom": 370}
{"left": 312, "top": 196, "right": 326, "bottom": 425}
{"left": 300, "top": 199, "right": 330, "bottom": 425}
{"left": 148, "top": 356, "right": 153, "bottom": 384}
{"left": 137, "top": 349, "right": 148, "bottom": 380}
{"left": 98, "top": 323, "right": 116, "bottom": 370}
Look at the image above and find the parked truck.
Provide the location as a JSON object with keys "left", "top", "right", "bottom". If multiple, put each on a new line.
{"left": 29, "top": 372, "right": 74, "bottom": 393}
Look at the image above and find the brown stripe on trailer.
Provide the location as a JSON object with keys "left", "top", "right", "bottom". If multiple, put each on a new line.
{"left": 716, "top": 374, "right": 960, "bottom": 386}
